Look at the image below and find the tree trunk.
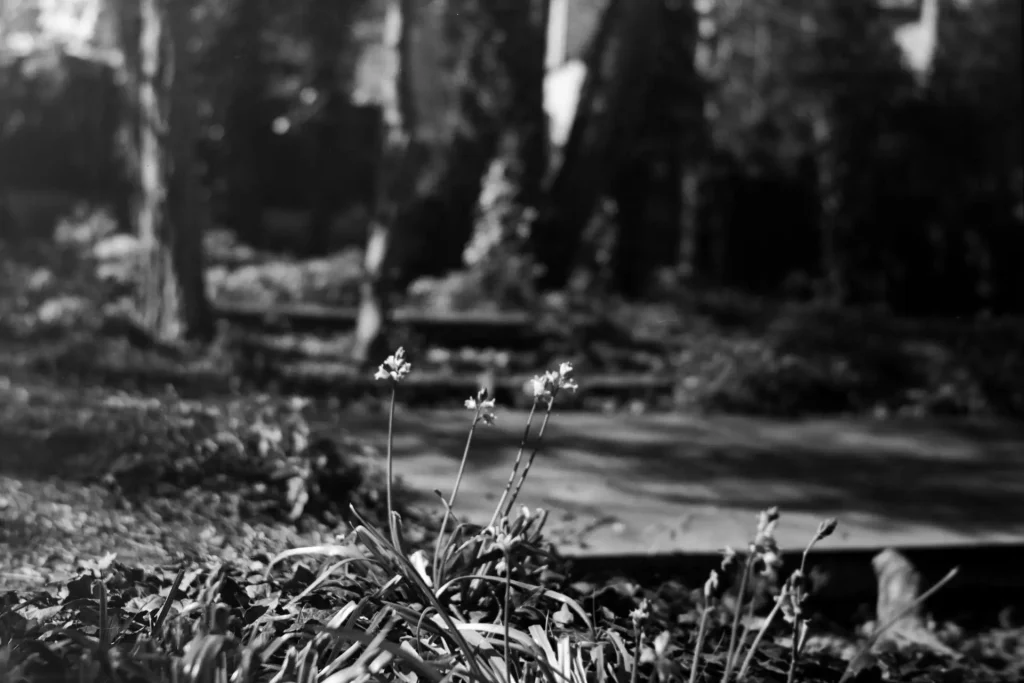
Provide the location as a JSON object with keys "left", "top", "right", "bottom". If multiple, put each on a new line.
{"left": 678, "top": 163, "right": 702, "bottom": 278}
{"left": 222, "top": 0, "right": 267, "bottom": 248}
{"left": 459, "top": 0, "right": 549, "bottom": 298}
{"left": 678, "top": 0, "right": 719, "bottom": 281}
{"left": 490, "top": 0, "right": 549, "bottom": 215}
{"left": 611, "top": 0, "right": 700, "bottom": 296}
{"left": 131, "top": 0, "right": 211, "bottom": 343}
{"left": 306, "top": 82, "right": 344, "bottom": 256}
{"left": 531, "top": 0, "right": 662, "bottom": 290}
{"left": 348, "top": 0, "right": 550, "bottom": 364}
{"left": 304, "top": 0, "right": 363, "bottom": 256}
{"left": 350, "top": 0, "right": 416, "bottom": 366}
{"left": 812, "top": 107, "right": 846, "bottom": 305}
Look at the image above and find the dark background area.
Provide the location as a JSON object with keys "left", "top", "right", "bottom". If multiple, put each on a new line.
{"left": 1, "top": 0, "right": 1020, "bottom": 315}
{"left": 1, "top": 0, "right": 1022, "bottom": 423}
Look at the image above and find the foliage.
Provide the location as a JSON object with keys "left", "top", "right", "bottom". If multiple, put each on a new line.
{"left": 208, "top": 248, "right": 366, "bottom": 308}
{"left": 636, "top": 290, "right": 1024, "bottom": 419}
{"left": 695, "top": 0, "right": 1020, "bottom": 310}
{"left": 102, "top": 395, "right": 411, "bottom": 529}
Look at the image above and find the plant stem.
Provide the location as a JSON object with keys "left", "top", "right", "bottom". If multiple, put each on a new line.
{"left": 688, "top": 606, "right": 711, "bottom": 683}
{"left": 503, "top": 545, "right": 513, "bottom": 683}
{"left": 502, "top": 399, "right": 555, "bottom": 517}
{"left": 785, "top": 541, "right": 816, "bottom": 683}
{"left": 630, "top": 629, "right": 643, "bottom": 683}
{"left": 738, "top": 585, "right": 788, "bottom": 681}
{"left": 385, "top": 385, "right": 398, "bottom": 550}
{"left": 433, "top": 409, "right": 480, "bottom": 584}
{"left": 733, "top": 597, "right": 757, "bottom": 676}
{"left": 786, "top": 617, "right": 803, "bottom": 683}
{"left": 722, "top": 554, "right": 754, "bottom": 682}
{"left": 490, "top": 399, "right": 538, "bottom": 527}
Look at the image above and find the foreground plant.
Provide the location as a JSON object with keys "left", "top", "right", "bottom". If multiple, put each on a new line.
{"left": 430, "top": 387, "right": 496, "bottom": 585}
{"left": 5, "top": 348, "right": 981, "bottom": 682}
{"left": 264, "top": 350, "right": 585, "bottom": 682}
{"left": 679, "top": 509, "right": 839, "bottom": 683}
{"left": 491, "top": 362, "right": 578, "bottom": 526}
{"left": 374, "top": 345, "right": 412, "bottom": 550}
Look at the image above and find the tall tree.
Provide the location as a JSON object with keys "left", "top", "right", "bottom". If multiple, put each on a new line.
{"left": 692, "top": 0, "right": 914, "bottom": 300}
{"left": 675, "top": 0, "right": 717, "bottom": 282}
{"left": 530, "top": 0, "right": 663, "bottom": 290}
{"left": 302, "top": 0, "right": 363, "bottom": 255}
{"left": 118, "top": 0, "right": 211, "bottom": 343}
{"left": 347, "top": 0, "right": 549, "bottom": 352}
{"left": 479, "top": 0, "right": 549, "bottom": 229}
{"left": 458, "top": 0, "right": 549, "bottom": 305}
{"left": 218, "top": 0, "right": 269, "bottom": 248}
{"left": 349, "top": 0, "right": 415, "bottom": 365}
{"left": 610, "top": 0, "right": 700, "bottom": 296}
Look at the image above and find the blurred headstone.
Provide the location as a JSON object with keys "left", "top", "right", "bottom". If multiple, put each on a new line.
{"left": 871, "top": 548, "right": 958, "bottom": 657}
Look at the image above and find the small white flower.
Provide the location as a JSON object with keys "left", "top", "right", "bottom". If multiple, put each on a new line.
{"left": 554, "top": 362, "right": 579, "bottom": 392}
{"left": 760, "top": 548, "right": 783, "bottom": 579}
{"left": 721, "top": 545, "right": 737, "bottom": 571}
{"left": 375, "top": 347, "right": 411, "bottom": 382}
{"left": 465, "top": 388, "right": 497, "bottom": 425}
{"left": 704, "top": 569, "right": 720, "bottom": 600}
{"left": 410, "top": 549, "right": 433, "bottom": 588}
{"left": 630, "top": 598, "right": 651, "bottom": 625}
{"left": 526, "top": 362, "right": 581, "bottom": 399}
{"left": 755, "top": 506, "right": 780, "bottom": 546}
{"left": 527, "top": 375, "right": 550, "bottom": 399}
{"left": 491, "top": 529, "right": 516, "bottom": 552}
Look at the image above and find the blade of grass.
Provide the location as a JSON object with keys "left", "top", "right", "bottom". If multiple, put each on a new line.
{"left": 350, "top": 523, "right": 489, "bottom": 682}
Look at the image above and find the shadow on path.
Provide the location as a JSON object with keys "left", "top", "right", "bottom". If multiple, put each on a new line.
{"left": 333, "top": 410, "right": 1024, "bottom": 537}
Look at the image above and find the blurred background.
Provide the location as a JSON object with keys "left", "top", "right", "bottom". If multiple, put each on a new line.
{"left": 1, "top": 0, "right": 1022, "bottom": 418}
